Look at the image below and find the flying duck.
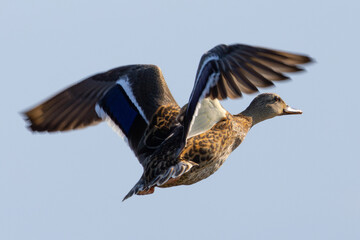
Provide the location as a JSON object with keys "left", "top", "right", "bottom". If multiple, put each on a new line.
{"left": 23, "top": 43, "right": 312, "bottom": 200}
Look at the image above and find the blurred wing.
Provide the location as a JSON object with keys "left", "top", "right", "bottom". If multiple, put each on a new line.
{"left": 23, "top": 64, "right": 178, "bottom": 154}
{"left": 181, "top": 43, "right": 312, "bottom": 145}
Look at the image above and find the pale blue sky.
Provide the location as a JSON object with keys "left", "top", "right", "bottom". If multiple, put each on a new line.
{"left": 1, "top": 0, "right": 359, "bottom": 239}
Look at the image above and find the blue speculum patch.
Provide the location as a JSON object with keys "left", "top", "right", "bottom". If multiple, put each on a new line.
{"left": 98, "top": 85, "right": 138, "bottom": 136}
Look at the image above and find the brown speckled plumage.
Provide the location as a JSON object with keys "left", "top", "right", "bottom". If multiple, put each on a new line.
{"left": 23, "top": 43, "right": 312, "bottom": 201}
{"left": 162, "top": 113, "right": 252, "bottom": 187}
{"left": 122, "top": 104, "right": 255, "bottom": 200}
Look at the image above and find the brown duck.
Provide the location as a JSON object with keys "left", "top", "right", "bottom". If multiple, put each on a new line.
{"left": 23, "top": 43, "right": 312, "bottom": 200}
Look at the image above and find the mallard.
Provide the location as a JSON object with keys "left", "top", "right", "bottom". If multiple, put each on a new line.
{"left": 23, "top": 43, "right": 312, "bottom": 200}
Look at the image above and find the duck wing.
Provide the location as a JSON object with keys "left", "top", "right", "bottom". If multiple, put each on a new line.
{"left": 23, "top": 64, "right": 178, "bottom": 156}
{"left": 181, "top": 43, "right": 312, "bottom": 146}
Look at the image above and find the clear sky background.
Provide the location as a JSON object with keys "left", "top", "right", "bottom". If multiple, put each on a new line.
{"left": 1, "top": 0, "right": 359, "bottom": 239}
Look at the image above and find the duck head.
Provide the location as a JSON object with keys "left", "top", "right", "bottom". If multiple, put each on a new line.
{"left": 241, "top": 93, "right": 302, "bottom": 126}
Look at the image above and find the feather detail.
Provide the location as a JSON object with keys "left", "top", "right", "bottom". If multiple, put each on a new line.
{"left": 186, "top": 98, "right": 227, "bottom": 139}
{"left": 122, "top": 161, "right": 197, "bottom": 201}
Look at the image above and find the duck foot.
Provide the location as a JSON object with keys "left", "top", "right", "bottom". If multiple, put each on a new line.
{"left": 137, "top": 186, "right": 155, "bottom": 195}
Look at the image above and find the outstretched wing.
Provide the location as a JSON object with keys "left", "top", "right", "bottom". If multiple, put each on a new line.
{"left": 23, "top": 64, "right": 178, "bottom": 155}
{"left": 181, "top": 43, "right": 312, "bottom": 146}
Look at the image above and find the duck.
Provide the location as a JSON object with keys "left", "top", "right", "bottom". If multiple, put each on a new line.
{"left": 23, "top": 43, "right": 312, "bottom": 201}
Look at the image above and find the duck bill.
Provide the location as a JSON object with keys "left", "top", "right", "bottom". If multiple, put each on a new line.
{"left": 283, "top": 105, "right": 302, "bottom": 115}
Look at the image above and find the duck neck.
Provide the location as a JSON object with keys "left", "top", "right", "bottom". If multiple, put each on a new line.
{"left": 240, "top": 107, "right": 270, "bottom": 127}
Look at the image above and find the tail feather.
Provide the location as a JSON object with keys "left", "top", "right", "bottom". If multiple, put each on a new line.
{"left": 122, "top": 178, "right": 145, "bottom": 201}
{"left": 122, "top": 161, "right": 197, "bottom": 201}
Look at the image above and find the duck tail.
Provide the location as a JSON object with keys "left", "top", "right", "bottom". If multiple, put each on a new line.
{"left": 122, "top": 178, "right": 146, "bottom": 201}
{"left": 122, "top": 161, "right": 198, "bottom": 201}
